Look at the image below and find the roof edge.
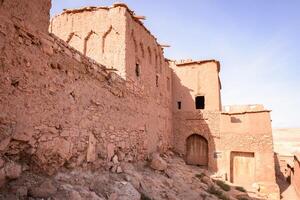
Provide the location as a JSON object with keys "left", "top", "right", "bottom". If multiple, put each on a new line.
{"left": 221, "top": 110, "right": 272, "bottom": 115}
{"left": 175, "top": 59, "right": 220, "bottom": 72}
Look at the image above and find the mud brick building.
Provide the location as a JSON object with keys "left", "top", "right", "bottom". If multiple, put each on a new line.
{"left": 0, "top": 1, "right": 279, "bottom": 198}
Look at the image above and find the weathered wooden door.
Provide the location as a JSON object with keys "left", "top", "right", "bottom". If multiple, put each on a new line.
{"left": 231, "top": 152, "right": 255, "bottom": 187}
{"left": 186, "top": 134, "right": 208, "bottom": 166}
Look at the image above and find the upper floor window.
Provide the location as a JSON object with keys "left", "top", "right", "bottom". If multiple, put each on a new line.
{"left": 195, "top": 96, "right": 205, "bottom": 109}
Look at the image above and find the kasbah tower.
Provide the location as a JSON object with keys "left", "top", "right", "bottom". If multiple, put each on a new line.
{"left": 0, "top": 0, "right": 280, "bottom": 199}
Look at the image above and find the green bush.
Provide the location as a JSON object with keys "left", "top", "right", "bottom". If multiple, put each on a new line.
{"left": 207, "top": 185, "right": 222, "bottom": 195}
{"left": 235, "top": 186, "right": 246, "bottom": 192}
{"left": 207, "top": 186, "right": 229, "bottom": 200}
{"left": 215, "top": 180, "right": 231, "bottom": 191}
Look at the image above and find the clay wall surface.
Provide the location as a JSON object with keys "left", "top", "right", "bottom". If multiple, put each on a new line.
{"left": 220, "top": 109, "right": 279, "bottom": 198}
{"left": 292, "top": 154, "right": 300, "bottom": 197}
{"left": 50, "top": 6, "right": 127, "bottom": 77}
{"left": 0, "top": 1, "right": 279, "bottom": 198}
{"left": 0, "top": 13, "right": 171, "bottom": 176}
{"left": 171, "top": 60, "right": 222, "bottom": 171}
{"left": 171, "top": 61, "right": 221, "bottom": 111}
{"left": 172, "top": 111, "right": 221, "bottom": 171}
{"left": 223, "top": 104, "right": 265, "bottom": 113}
{"left": 50, "top": 5, "right": 173, "bottom": 153}
{"left": 0, "top": 0, "right": 51, "bottom": 33}
{"left": 274, "top": 153, "right": 293, "bottom": 180}
{"left": 124, "top": 9, "right": 173, "bottom": 152}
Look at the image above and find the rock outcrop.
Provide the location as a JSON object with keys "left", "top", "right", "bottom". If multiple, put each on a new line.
{"left": 149, "top": 153, "right": 168, "bottom": 171}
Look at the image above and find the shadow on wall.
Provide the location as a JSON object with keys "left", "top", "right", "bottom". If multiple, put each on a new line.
{"left": 274, "top": 153, "right": 290, "bottom": 198}
{"left": 172, "top": 71, "right": 218, "bottom": 172}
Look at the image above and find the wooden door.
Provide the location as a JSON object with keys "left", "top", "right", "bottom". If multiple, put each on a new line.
{"left": 231, "top": 152, "right": 255, "bottom": 188}
{"left": 186, "top": 134, "right": 208, "bottom": 166}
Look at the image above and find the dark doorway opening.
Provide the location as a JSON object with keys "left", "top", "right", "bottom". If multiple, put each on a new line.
{"left": 177, "top": 101, "right": 181, "bottom": 110}
{"left": 195, "top": 96, "right": 205, "bottom": 109}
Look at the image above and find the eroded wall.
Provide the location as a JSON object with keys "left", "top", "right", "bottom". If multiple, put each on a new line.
{"left": 0, "top": 0, "right": 51, "bottom": 33}
{"left": 50, "top": 5, "right": 173, "bottom": 154}
{"left": 50, "top": 6, "right": 127, "bottom": 77}
{"left": 0, "top": 2, "right": 279, "bottom": 198}
{"left": 124, "top": 9, "right": 173, "bottom": 153}
{"left": 0, "top": 10, "right": 171, "bottom": 177}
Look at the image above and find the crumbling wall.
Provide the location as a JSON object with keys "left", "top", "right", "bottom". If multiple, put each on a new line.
{"left": 50, "top": 6, "right": 127, "bottom": 78}
{"left": 0, "top": 12, "right": 169, "bottom": 179}
{"left": 124, "top": 7, "right": 173, "bottom": 153}
{"left": 0, "top": 0, "right": 51, "bottom": 33}
{"left": 50, "top": 4, "right": 173, "bottom": 154}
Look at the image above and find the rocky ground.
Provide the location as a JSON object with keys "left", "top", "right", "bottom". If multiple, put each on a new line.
{"left": 0, "top": 151, "right": 266, "bottom": 200}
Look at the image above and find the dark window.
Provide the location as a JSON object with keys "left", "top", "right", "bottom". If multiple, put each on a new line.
{"left": 135, "top": 63, "right": 140, "bottom": 77}
{"left": 156, "top": 75, "right": 159, "bottom": 87}
{"left": 195, "top": 96, "right": 205, "bottom": 109}
{"left": 177, "top": 101, "right": 181, "bottom": 110}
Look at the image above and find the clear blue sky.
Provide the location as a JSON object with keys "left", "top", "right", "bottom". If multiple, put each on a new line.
{"left": 51, "top": 0, "right": 300, "bottom": 128}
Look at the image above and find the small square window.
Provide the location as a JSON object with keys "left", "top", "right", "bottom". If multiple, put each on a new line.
{"left": 195, "top": 96, "right": 205, "bottom": 109}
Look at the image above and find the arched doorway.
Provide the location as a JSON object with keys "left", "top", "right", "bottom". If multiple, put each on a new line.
{"left": 186, "top": 134, "right": 208, "bottom": 166}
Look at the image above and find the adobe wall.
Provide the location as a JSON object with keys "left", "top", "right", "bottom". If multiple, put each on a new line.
{"left": 220, "top": 108, "right": 279, "bottom": 199}
{"left": 292, "top": 154, "right": 300, "bottom": 197}
{"left": 0, "top": 11, "right": 171, "bottom": 176}
{"left": 171, "top": 61, "right": 221, "bottom": 111}
{"left": 50, "top": 6, "right": 127, "bottom": 77}
{"left": 50, "top": 5, "right": 173, "bottom": 153}
{"left": 172, "top": 110, "right": 221, "bottom": 171}
{"left": 124, "top": 7, "right": 173, "bottom": 152}
{"left": 171, "top": 61, "right": 222, "bottom": 171}
{"left": 0, "top": 0, "right": 51, "bottom": 33}
{"left": 274, "top": 153, "right": 293, "bottom": 180}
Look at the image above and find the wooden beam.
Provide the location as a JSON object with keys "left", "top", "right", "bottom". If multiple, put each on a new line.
{"left": 160, "top": 44, "right": 171, "bottom": 48}
{"left": 134, "top": 15, "right": 146, "bottom": 20}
